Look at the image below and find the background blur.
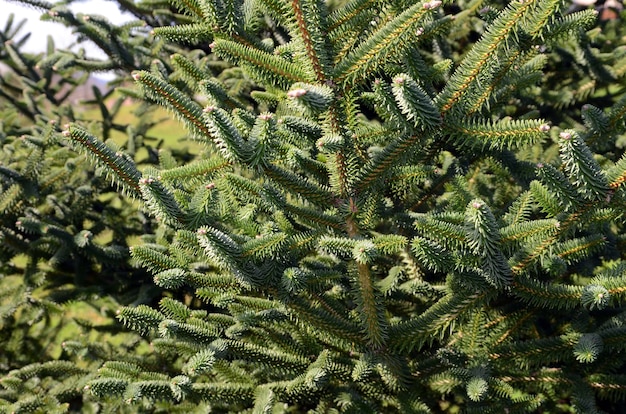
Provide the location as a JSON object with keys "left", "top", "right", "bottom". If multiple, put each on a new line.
{"left": 1, "top": 0, "right": 133, "bottom": 58}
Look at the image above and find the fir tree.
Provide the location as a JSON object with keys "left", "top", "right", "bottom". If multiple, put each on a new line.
{"left": 3, "top": 0, "right": 626, "bottom": 412}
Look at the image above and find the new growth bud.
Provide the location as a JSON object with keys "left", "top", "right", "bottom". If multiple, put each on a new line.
{"left": 287, "top": 88, "right": 308, "bottom": 98}
{"left": 424, "top": 0, "right": 442, "bottom": 9}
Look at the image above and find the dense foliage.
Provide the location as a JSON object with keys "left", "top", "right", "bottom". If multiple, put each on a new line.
{"left": 0, "top": 10, "right": 176, "bottom": 412}
{"left": 1, "top": 0, "right": 626, "bottom": 412}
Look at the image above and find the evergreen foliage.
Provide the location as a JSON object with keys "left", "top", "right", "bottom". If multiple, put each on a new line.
{"left": 0, "top": 11, "right": 179, "bottom": 411}
{"left": 2, "top": 0, "right": 626, "bottom": 411}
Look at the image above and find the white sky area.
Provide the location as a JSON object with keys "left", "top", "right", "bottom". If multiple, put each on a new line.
{"left": 1, "top": 0, "right": 135, "bottom": 58}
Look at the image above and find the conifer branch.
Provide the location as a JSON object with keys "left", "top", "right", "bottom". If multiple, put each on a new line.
{"left": 489, "top": 334, "right": 579, "bottom": 365}
{"left": 558, "top": 130, "right": 609, "bottom": 201}
{"left": 522, "top": 0, "right": 568, "bottom": 38}
{"left": 411, "top": 236, "right": 454, "bottom": 273}
{"left": 536, "top": 162, "right": 580, "bottom": 210}
{"left": 139, "top": 174, "right": 186, "bottom": 227}
{"left": 62, "top": 124, "right": 142, "bottom": 197}
{"left": 437, "top": 0, "right": 539, "bottom": 114}
{"left": 159, "top": 158, "right": 231, "bottom": 182}
{"left": 153, "top": 24, "right": 213, "bottom": 45}
{"left": 0, "top": 184, "right": 23, "bottom": 214}
{"left": 283, "top": 204, "right": 344, "bottom": 230}
{"left": 329, "top": 152, "right": 350, "bottom": 199}
{"left": 241, "top": 232, "right": 288, "bottom": 259}
{"left": 356, "top": 262, "right": 388, "bottom": 348}
{"left": 291, "top": 0, "right": 331, "bottom": 81}
{"left": 608, "top": 156, "right": 626, "bottom": 190}
{"left": 171, "top": 0, "right": 204, "bottom": 19}
{"left": 608, "top": 96, "right": 626, "bottom": 133}
{"left": 355, "top": 133, "right": 425, "bottom": 192}
{"left": 391, "top": 74, "right": 441, "bottom": 131}
{"left": 116, "top": 305, "right": 166, "bottom": 335}
{"left": 334, "top": 1, "right": 433, "bottom": 84}
{"left": 390, "top": 290, "right": 496, "bottom": 353}
{"left": 130, "top": 244, "right": 183, "bottom": 274}
{"left": 212, "top": 39, "right": 313, "bottom": 87}
{"left": 202, "top": 105, "right": 250, "bottom": 162}
{"left": 223, "top": 339, "right": 311, "bottom": 371}
{"left": 200, "top": 79, "right": 247, "bottom": 110}
{"left": 588, "top": 374, "right": 626, "bottom": 401}
{"left": 446, "top": 118, "right": 549, "bottom": 151}
{"left": 287, "top": 296, "right": 364, "bottom": 344}
{"left": 510, "top": 201, "right": 597, "bottom": 275}
{"left": 132, "top": 70, "right": 212, "bottom": 141}
{"left": 327, "top": 0, "right": 379, "bottom": 34}
{"left": 512, "top": 277, "right": 583, "bottom": 310}
{"left": 263, "top": 163, "right": 334, "bottom": 206}
{"left": 191, "top": 383, "right": 256, "bottom": 404}
{"left": 465, "top": 199, "right": 512, "bottom": 289}
{"left": 464, "top": 49, "right": 537, "bottom": 116}
{"left": 197, "top": 226, "right": 250, "bottom": 286}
